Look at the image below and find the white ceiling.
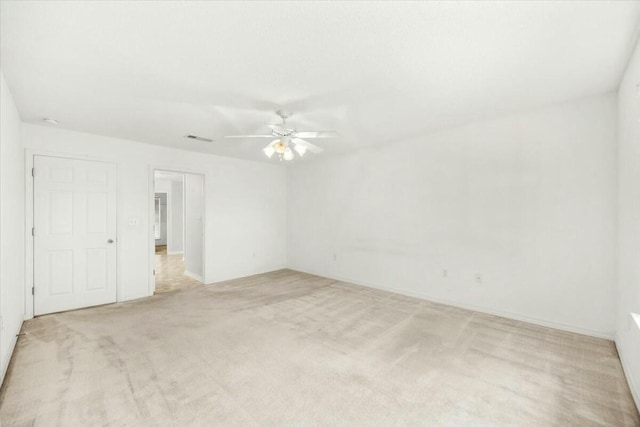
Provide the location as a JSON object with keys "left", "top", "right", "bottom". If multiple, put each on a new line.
{"left": 2, "top": 1, "right": 639, "bottom": 163}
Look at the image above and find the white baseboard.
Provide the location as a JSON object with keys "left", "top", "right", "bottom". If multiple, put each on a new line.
{"left": 119, "top": 292, "right": 152, "bottom": 302}
{"left": 616, "top": 335, "right": 640, "bottom": 413}
{"left": 208, "top": 266, "right": 288, "bottom": 285}
{"left": 184, "top": 270, "right": 203, "bottom": 283}
{"left": 1, "top": 321, "right": 22, "bottom": 387}
{"left": 288, "top": 267, "right": 614, "bottom": 340}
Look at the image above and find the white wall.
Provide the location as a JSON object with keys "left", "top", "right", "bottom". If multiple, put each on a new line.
{"left": 154, "top": 178, "right": 172, "bottom": 194}
{"left": 154, "top": 176, "right": 185, "bottom": 254}
{"left": 616, "top": 38, "right": 640, "bottom": 410}
{"left": 170, "top": 179, "right": 184, "bottom": 254}
{"left": 288, "top": 93, "right": 618, "bottom": 338}
{"left": 184, "top": 173, "right": 204, "bottom": 280}
{"left": 154, "top": 178, "right": 170, "bottom": 246}
{"left": 0, "top": 70, "right": 25, "bottom": 382}
{"left": 22, "top": 123, "right": 287, "bottom": 317}
{"left": 154, "top": 192, "right": 168, "bottom": 246}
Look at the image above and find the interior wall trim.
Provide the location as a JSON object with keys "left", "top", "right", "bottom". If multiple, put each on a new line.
{"left": 616, "top": 335, "right": 640, "bottom": 412}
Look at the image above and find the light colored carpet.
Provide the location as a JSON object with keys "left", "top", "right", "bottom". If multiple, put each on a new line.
{"left": 1, "top": 269, "right": 638, "bottom": 426}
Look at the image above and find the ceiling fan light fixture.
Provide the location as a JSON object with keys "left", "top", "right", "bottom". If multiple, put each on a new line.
{"left": 263, "top": 145, "right": 275, "bottom": 158}
{"left": 225, "top": 110, "right": 336, "bottom": 161}
{"left": 294, "top": 144, "right": 307, "bottom": 157}
{"left": 274, "top": 140, "right": 287, "bottom": 154}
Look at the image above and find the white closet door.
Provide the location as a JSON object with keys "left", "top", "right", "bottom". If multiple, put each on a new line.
{"left": 34, "top": 155, "right": 117, "bottom": 315}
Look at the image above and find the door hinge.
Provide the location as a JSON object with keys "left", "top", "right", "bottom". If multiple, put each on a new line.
{"left": 32, "top": 227, "right": 35, "bottom": 237}
{"left": 153, "top": 269, "right": 156, "bottom": 275}
{"left": 31, "top": 287, "right": 34, "bottom": 295}
{"left": 31, "top": 168, "right": 35, "bottom": 177}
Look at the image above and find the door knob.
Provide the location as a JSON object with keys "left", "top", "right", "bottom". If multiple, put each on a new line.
{"left": 107, "top": 239, "right": 114, "bottom": 244}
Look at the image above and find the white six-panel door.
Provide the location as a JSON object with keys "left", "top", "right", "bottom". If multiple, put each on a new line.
{"left": 34, "top": 155, "right": 117, "bottom": 315}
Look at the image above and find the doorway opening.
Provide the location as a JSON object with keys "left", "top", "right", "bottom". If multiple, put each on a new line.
{"left": 153, "top": 170, "right": 204, "bottom": 294}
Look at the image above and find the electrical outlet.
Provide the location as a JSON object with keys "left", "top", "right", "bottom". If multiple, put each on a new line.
{"left": 442, "top": 269, "right": 448, "bottom": 278}
{"left": 475, "top": 273, "right": 482, "bottom": 284}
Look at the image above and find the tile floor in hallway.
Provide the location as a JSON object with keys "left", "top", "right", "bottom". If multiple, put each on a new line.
{"left": 154, "top": 245, "right": 201, "bottom": 294}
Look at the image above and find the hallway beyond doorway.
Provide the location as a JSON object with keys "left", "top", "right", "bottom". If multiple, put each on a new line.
{"left": 154, "top": 245, "right": 201, "bottom": 294}
{"left": 152, "top": 168, "right": 205, "bottom": 294}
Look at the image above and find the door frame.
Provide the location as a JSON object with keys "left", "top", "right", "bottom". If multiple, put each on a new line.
{"left": 153, "top": 191, "right": 170, "bottom": 250}
{"left": 25, "top": 150, "right": 120, "bottom": 319}
{"left": 149, "top": 166, "right": 206, "bottom": 295}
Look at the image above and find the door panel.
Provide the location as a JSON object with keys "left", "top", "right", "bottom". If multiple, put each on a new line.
{"left": 50, "top": 192, "right": 73, "bottom": 234}
{"left": 86, "top": 248, "right": 107, "bottom": 290}
{"left": 34, "top": 155, "right": 117, "bottom": 315}
{"left": 49, "top": 250, "right": 73, "bottom": 295}
{"left": 87, "top": 193, "right": 108, "bottom": 233}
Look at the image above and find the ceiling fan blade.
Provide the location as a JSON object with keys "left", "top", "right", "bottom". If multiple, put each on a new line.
{"left": 292, "top": 138, "right": 323, "bottom": 153}
{"left": 293, "top": 131, "right": 338, "bottom": 139}
{"left": 224, "top": 135, "right": 274, "bottom": 139}
{"left": 267, "top": 123, "right": 284, "bottom": 132}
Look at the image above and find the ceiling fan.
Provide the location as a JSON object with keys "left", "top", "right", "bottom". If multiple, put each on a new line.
{"left": 224, "top": 110, "right": 338, "bottom": 161}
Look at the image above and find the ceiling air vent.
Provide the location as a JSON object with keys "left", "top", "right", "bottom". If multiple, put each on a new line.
{"left": 185, "top": 134, "right": 213, "bottom": 143}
